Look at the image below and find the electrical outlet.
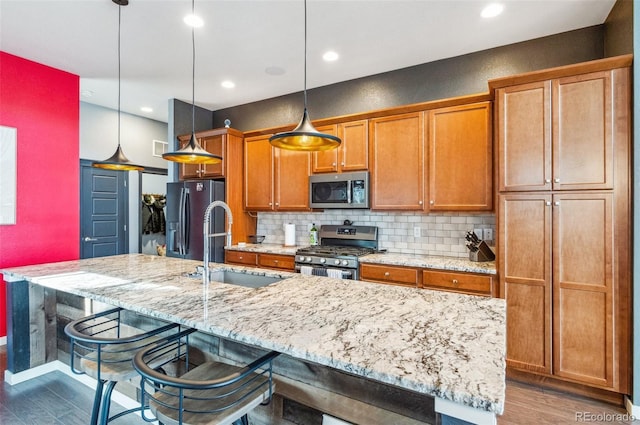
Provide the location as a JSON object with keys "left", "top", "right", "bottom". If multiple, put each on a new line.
{"left": 483, "top": 228, "right": 493, "bottom": 242}
{"left": 414, "top": 227, "right": 421, "bottom": 238}
{"left": 474, "top": 228, "right": 483, "bottom": 240}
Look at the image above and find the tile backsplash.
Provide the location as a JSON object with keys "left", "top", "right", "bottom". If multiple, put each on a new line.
{"left": 255, "top": 210, "right": 495, "bottom": 258}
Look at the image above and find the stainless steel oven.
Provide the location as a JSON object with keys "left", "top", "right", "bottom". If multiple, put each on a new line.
{"left": 309, "top": 171, "right": 369, "bottom": 209}
{"left": 294, "top": 224, "right": 378, "bottom": 280}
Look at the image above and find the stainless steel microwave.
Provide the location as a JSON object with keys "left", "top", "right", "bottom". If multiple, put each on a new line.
{"left": 309, "top": 171, "right": 369, "bottom": 209}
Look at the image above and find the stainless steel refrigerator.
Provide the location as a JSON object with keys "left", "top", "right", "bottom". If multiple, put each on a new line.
{"left": 166, "top": 180, "right": 225, "bottom": 263}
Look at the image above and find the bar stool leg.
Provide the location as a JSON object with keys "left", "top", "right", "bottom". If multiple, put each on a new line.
{"left": 91, "top": 380, "right": 105, "bottom": 425}
{"left": 98, "top": 380, "right": 118, "bottom": 425}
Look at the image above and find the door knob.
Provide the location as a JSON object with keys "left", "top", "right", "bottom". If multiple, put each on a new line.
{"left": 84, "top": 237, "right": 98, "bottom": 242}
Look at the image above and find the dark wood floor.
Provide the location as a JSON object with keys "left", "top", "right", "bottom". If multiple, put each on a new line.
{"left": 0, "top": 345, "right": 636, "bottom": 424}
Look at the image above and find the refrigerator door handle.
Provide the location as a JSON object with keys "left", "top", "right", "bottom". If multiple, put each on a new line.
{"left": 184, "top": 190, "right": 191, "bottom": 254}
{"left": 177, "top": 187, "right": 186, "bottom": 256}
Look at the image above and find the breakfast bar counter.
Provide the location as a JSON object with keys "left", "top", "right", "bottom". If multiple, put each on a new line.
{"left": 2, "top": 254, "right": 505, "bottom": 423}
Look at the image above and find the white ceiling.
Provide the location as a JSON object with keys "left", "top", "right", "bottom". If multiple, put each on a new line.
{"left": 1, "top": 0, "right": 616, "bottom": 123}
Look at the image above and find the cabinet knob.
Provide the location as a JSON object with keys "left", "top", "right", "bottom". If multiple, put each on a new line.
{"left": 384, "top": 272, "right": 390, "bottom": 277}
{"left": 554, "top": 201, "right": 560, "bottom": 206}
{"left": 332, "top": 162, "right": 336, "bottom": 166}
{"left": 275, "top": 202, "right": 279, "bottom": 206}
{"left": 274, "top": 260, "right": 279, "bottom": 263}
{"left": 239, "top": 256, "right": 243, "bottom": 260}
{"left": 452, "top": 279, "right": 459, "bottom": 287}
{"left": 546, "top": 201, "right": 551, "bottom": 206}
{"left": 554, "top": 178, "right": 560, "bottom": 183}
{"left": 341, "top": 162, "right": 345, "bottom": 166}
{"left": 418, "top": 200, "right": 423, "bottom": 205}
{"left": 545, "top": 179, "right": 551, "bottom": 183}
{"left": 430, "top": 200, "right": 434, "bottom": 205}
{"left": 268, "top": 202, "right": 272, "bottom": 206}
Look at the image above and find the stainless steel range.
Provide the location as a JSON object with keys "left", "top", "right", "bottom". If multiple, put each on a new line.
{"left": 295, "top": 224, "right": 378, "bottom": 280}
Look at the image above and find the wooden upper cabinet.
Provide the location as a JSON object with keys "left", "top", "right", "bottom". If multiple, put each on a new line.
{"left": 177, "top": 133, "right": 225, "bottom": 180}
{"left": 427, "top": 102, "right": 492, "bottom": 211}
{"left": 497, "top": 70, "right": 616, "bottom": 192}
{"left": 552, "top": 72, "right": 613, "bottom": 190}
{"left": 312, "top": 121, "right": 368, "bottom": 173}
{"left": 244, "top": 134, "right": 311, "bottom": 211}
{"left": 496, "top": 81, "right": 551, "bottom": 192}
{"left": 369, "top": 112, "right": 425, "bottom": 210}
{"left": 275, "top": 148, "right": 311, "bottom": 211}
{"left": 244, "top": 134, "right": 274, "bottom": 210}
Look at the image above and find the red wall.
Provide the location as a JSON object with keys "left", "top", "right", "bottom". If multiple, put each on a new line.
{"left": 0, "top": 52, "right": 80, "bottom": 337}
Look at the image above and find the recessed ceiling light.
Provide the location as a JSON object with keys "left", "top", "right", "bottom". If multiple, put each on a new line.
{"left": 140, "top": 106, "right": 153, "bottom": 113}
{"left": 183, "top": 14, "right": 204, "bottom": 28}
{"left": 221, "top": 80, "right": 235, "bottom": 89}
{"left": 323, "top": 51, "right": 339, "bottom": 62}
{"left": 481, "top": 3, "right": 504, "bottom": 18}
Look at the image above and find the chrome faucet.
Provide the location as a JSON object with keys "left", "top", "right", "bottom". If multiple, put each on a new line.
{"left": 203, "top": 200, "right": 233, "bottom": 287}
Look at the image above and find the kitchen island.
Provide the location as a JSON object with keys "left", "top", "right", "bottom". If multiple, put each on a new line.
{"left": 2, "top": 254, "right": 505, "bottom": 424}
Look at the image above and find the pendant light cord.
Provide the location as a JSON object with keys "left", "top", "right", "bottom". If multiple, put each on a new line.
{"left": 117, "top": 3, "right": 122, "bottom": 148}
{"left": 191, "top": 0, "right": 196, "bottom": 140}
{"left": 303, "top": 0, "right": 308, "bottom": 110}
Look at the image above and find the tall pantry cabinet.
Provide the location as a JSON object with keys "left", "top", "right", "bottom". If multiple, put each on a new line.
{"left": 492, "top": 56, "right": 631, "bottom": 397}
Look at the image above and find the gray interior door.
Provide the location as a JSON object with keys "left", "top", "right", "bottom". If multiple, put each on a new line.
{"left": 80, "top": 160, "right": 128, "bottom": 258}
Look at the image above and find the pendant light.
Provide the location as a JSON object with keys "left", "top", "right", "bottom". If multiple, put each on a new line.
{"left": 93, "top": 0, "right": 144, "bottom": 171}
{"left": 269, "top": 0, "right": 341, "bottom": 151}
{"left": 163, "top": 0, "right": 222, "bottom": 164}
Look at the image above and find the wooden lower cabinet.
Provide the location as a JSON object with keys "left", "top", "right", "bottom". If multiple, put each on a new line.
{"left": 422, "top": 269, "right": 494, "bottom": 297}
{"left": 224, "top": 250, "right": 257, "bottom": 267}
{"left": 359, "top": 264, "right": 418, "bottom": 287}
{"left": 225, "top": 251, "right": 295, "bottom": 272}
{"left": 257, "top": 253, "right": 295, "bottom": 271}
{"left": 500, "top": 191, "right": 628, "bottom": 393}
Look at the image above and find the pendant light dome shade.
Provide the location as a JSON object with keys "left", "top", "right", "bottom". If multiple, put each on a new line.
{"left": 93, "top": 0, "right": 144, "bottom": 172}
{"left": 94, "top": 145, "right": 143, "bottom": 170}
{"left": 269, "top": 109, "right": 340, "bottom": 151}
{"left": 163, "top": 0, "right": 222, "bottom": 165}
{"left": 269, "top": 0, "right": 340, "bottom": 151}
{"left": 162, "top": 133, "right": 222, "bottom": 164}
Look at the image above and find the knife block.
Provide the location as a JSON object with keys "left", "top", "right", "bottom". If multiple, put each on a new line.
{"left": 469, "top": 241, "right": 495, "bottom": 262}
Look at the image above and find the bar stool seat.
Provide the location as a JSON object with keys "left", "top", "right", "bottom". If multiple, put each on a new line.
{"left": 133, "top": 330, "right": 279, "bottom": 425}
{"left": 64, "top": 307, "right": 181, "bottom": 425}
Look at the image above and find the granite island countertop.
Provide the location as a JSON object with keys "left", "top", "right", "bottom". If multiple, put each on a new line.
{"left": 2, "top": 254, "right": 505, "bottom": 415}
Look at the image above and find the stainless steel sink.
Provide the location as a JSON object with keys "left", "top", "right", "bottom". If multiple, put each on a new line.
{"left": 209, "top": 270, "right": 281, "bottom": 288}
{"left": 188, "top": 269, "right": 282, "bottom": 288}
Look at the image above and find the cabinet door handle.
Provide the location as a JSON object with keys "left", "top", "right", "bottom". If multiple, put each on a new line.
{"left": 275, "top": 202, "right": 279, "bottom": 206}
{"left": 545, "top": 179, "right": 551, "bottom": 183}
{"left": 452, "top": 279, "right": 459, "bottom": 287}
{"left": 430, "top": 200, "right": 434, "bottom": 205}
{"left": 554, "top": 201, "right": 560, "bottom": 206}
{"left": 274, "top": 260, "right": 279, "bottom": 263}
{"left": 384, "top": 272, "right": 390, "bottom": 277}
{"left": 238, "top": 256, "right": 243, "bottom": 260}
{"left": 418, "top": 200, "right": 423, "bottom": 205}
{"left": 332, "top": 162, "right": 336, "bottom": 166}
{"left": 554, "top": 178, "right": 560, "bottom": 183}
{"left": 268, "top": 202, "right": 273, "bottom": 206}
{"left": 341, "top": 162, "right": 345, "bottom": 166}
{"left": 546, "top": 201, "right": 551, "bottom": 206}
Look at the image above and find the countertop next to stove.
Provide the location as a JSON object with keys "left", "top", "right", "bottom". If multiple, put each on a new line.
{"left": 2, "top": 254, "right": 506, "bottom": 416}
{"left": 226, "top": 244, "right": 496, "bottom": 275}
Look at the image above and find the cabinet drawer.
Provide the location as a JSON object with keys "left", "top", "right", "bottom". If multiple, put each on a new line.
{"left": 422, "top": 270, "right": 492, "bottom": 296}
{"left": 225, "top": 251, "right": 257, "bottom": 266}
{"left": 258, "top": 254, "right": 295, "bottom": 271}
{"left": 360, "top": 264, "right": 418, "bottom": 287}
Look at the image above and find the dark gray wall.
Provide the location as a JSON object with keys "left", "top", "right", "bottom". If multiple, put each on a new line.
{"left": 212, "top": 26, "right": 604, "bottom": 132}
{"left": 605, "top": 0, "right": 633, "bottom": 57}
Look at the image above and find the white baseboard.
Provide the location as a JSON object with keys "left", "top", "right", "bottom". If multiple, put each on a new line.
{"left": 4, "top": 361, "right": 155, "bottom": 422}
{"left": 625, "top": 396, "right": 640, "bottom": 417}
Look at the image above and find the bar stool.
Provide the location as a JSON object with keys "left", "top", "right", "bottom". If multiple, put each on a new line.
{"left": 64, "top": 307, "right": 182, "bottom": 425}
{"left": 133, "top": 328, "right": 279, "bottom": 425}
